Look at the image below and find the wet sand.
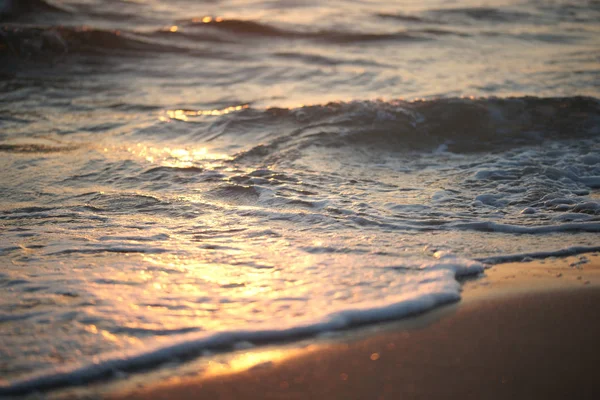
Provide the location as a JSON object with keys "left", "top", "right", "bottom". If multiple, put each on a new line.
{"left": 110, "top": 254, "right": 600, "bottom": 400}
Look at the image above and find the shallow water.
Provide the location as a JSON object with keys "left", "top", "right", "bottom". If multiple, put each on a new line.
{"left": 1, "top": 0, "right": 600, "bottom": 394}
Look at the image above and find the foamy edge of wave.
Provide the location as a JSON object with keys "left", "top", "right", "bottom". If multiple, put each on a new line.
{"left": 452, "top": 222, "right": 600, "bottom": 234}
{"left": 475, "top": 245, "right": 600, "bottom": 265}
{"left": 0, "top": 257, "right": 485, "bottom": 396}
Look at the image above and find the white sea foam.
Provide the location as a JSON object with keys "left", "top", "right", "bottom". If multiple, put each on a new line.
{"left": 476, "top": 245, "right": 600, "bottom": 264}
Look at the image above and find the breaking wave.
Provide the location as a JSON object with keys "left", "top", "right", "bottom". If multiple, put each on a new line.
{"left": 160, "top": 96, "right": 600, "bottom": 161}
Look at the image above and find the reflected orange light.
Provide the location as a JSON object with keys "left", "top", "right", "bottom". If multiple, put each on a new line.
{"left": 203, "top": 347, "right": 319, "bottom": 378}
{"left": 85, "top": 324, "right": 139, "bottom": 345}
{"left": 124, "top": 144, "right": 231, "bottom": 170}
{"left": 85, "top": 325, "right": 99, "bottom": 334}
{"left": 165, "top": 105, "right": 249, "bottom": 121}
{"left": 191, "top": 16, "right": 224, "bottom": 24}
{"left": 169, "top": 25, "right": 179, "bottom": 32}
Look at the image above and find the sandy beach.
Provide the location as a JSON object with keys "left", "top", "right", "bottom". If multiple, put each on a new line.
{"left": 107, "top": 253, "right": 600, "bottom": 400}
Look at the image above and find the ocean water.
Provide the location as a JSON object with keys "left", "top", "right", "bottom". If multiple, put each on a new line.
{"left": 1, "top": 0, "right": 600, "bottom": 395}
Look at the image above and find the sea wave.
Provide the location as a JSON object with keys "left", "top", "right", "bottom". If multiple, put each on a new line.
{"left": 379, "top": 2, "right": 600, "bottom": 25}
{"left": 0, "top": 21, "right": 435, "bottom": 62}
{"left": 428, "top": 7, "right": 534, "bottom": 24}
{"left": 0, "top": 26, "right": 185, "bottom": 59}
{"left": 169, "top": 96, "right": 600, "bottom": 160}
{"left": 1, "top": 11, "right": 595, "bottom": 65}
{"left": 178, "top": 17, "right": 434, "bottom": 43}
{"left": 0, "top": 143, "right": 79, "bottom": 153}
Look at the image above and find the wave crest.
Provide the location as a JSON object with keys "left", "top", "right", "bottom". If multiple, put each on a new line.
{"left": 190, "top": 96, "right": 600, "bottom": 162}
{"left": 179, "top": 17, "right": 430, "bottom": 43}
{"left": 0, "top": 26, "right": 182, "bottom": 60}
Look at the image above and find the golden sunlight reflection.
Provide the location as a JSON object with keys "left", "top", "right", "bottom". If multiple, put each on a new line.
{"left": 164, "top": 104, "right": 248, "bottom": 122}
{"left": 84, "top": 324, "right": 140, "bottom": 345}
{"left": 88, "top": 256, "right": 279, "bottom": 333}
{"left": 192, "top": 16, "right": 224, "bottom": 24}
{"left": 203, "top": 346, "right": 319, "bottom": 378}
{"left": 125, "top": 143, "right": 231, "bottom": 169}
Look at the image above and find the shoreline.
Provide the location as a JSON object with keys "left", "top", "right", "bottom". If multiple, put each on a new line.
{"left": 102, "top": 253, "right": 600, "bottom": 400}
